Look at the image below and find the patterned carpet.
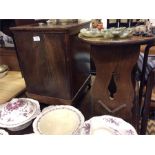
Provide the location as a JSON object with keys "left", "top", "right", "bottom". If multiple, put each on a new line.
{"left": 147, "top": 119, "right": 155, "bottom": 135}
{"left": 146, "top": 109, "right": 155, "bottom": 135}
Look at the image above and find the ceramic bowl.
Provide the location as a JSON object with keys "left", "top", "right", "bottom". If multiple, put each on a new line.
{"left": 78, "top": 115, "right": 137, "bottom": 135}
{"left": 80, "top": 28, "right": 103, "bottom": 38}
{"left": 33, "top": 105, "right": 85, "bottom": 135}
{"left": 0, "top": 64, "right": 8, "bottom": 78}
{"left": 109, "top": 27, "right": 126, "bottom": 38}
{"left": 102, "top": 30, "right": 114, "bottom": 39}
{"left": 0, "top": 64, "right": 8, "bottom": 73}
{"left": 135, "top": 25, "right": 147, "bottom": 33}
{"left": 0, "top": 70, "right": 8, "bottom": 79}
{"left": 0, "top": 98, "right": 40, "bottom": 131}
{"left": 120, "top": 28, "right": 134, "bottom": 39}
{"left": 111, "top": 30, "right": 123, "bottom": 38}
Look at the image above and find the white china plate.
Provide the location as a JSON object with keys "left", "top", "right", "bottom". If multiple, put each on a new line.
{"left": 78, "top": 115, "right": 137, "bottom": 135}
{"left": 80, "top": 28, "right": 103, "bottom": 38}
{"left": 33, "top": 105, "right": 85, "bottom": 135}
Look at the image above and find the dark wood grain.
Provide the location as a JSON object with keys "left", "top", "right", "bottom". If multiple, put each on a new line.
{"left": 11, "top": 20, "right": 90, "bottom": 33}
{"left": 79, "top": 35, "right": 155, "bottom": 46}
{"left": 91, "top": 45, "right": 140, "bottom": 124}
{"left": 11, "top": 21, "right": 91, "bottom": 105}
{"left": 0, "top": 47, "right": 20, "bottom": 71}
{"left": 79, "top": 35, "right": 155, "bottom": 131}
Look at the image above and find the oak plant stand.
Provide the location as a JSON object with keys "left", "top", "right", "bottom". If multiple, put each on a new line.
{"left": 79, "top": 35, "right": 155, "bottom": 132}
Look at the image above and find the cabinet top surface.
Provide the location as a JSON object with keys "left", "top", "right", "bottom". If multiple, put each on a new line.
{"left": 10, "top": 20, "right": 90, "bottom": 32}
{"left": 78, "top": 34, "right": 155, "bottom": 46}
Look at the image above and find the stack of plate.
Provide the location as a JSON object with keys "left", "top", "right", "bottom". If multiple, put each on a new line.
{"left": 0, "top": 64, "right": 8, "bottom": 78}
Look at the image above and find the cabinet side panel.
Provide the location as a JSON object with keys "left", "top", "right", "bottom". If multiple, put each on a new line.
{"left": 13, "top": 32, "right": 70, "bottom": 99}
{"left": 43, "top": 33, "right": 70, "bottom": 99}
{"left": 70, "top": 35, "right": 91, "bottom": 96}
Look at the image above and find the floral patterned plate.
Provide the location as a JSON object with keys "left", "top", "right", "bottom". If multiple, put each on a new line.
{"left": 0, "top": 98, "right": 40, "bottom": 131}
{"left": 78, "top": 115, "right": 137, "bottom": 135}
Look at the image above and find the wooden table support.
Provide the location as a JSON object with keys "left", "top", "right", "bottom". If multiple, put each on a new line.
{"left": 79, "top": 35, "right": 155, "bottom": 133}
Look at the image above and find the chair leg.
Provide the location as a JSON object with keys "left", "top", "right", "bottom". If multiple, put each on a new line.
{"left": 139, "top": 43, "right": 155, "bottom": 117}
{"left": 140, "top": 70, "right": 155, "bottom": 135}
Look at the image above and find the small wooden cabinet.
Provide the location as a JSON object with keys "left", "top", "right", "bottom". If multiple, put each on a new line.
{"left": 11, "top": 20, "right": 91, "bottom": 105}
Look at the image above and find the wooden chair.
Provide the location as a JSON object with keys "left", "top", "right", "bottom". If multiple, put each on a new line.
{"left": 139, "top": 44, "right": 155, "bottom": 134}
{"left": 140, "top": 68, "right": 155, "bottom": 134}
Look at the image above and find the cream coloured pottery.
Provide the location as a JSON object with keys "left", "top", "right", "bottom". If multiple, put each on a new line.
{"left": 33, "top": 105, "right": 85, "bottom": 135}
{"left": 0, "top": 70, "right": 8, "bottom": 79}
{"left": 0, "top": 64, "right": 8, "bottom": 73}
{"left": 80, "top": 28, "right": 103, "bottom": 38}
{"left": 80, "top": 27, "right": 133, "bottom": 39}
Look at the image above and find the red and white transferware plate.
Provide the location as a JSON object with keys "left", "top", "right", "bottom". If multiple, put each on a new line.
{"left": 78, "top": 115, "right": 137, "bottom": 135}
{"left": 0, "top": 98, "right": 40, "bottom": 131}
{"left": 33, "top": 105, "right": 85, "bottom": 135}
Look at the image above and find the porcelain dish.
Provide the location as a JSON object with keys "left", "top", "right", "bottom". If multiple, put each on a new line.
{"left": 0, "top": 70, "right": 8, "bottom": 79}
{"left": 0, "top": 98, "right": 40, "bottom": 131}
{"left": 33, "top": 105, "right": 85, "bottom": 135}
{"left": 78, "top": 115, "right": 137, "bottom": 135}
{"left": 80, "top": 28, "right": 103, "bottom": 38}
{"left": 80, "top": 27, "right": 134, "bottom": 39}
{"left": 0, "top": 64, "right": 8, "bottom": 73}
{"left": 0, "top": 64, "right": 9, "bottom": 78}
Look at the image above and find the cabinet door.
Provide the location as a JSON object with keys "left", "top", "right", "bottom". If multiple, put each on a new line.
{"left": 13, "top": 32, "right": 70, "bottom": 99}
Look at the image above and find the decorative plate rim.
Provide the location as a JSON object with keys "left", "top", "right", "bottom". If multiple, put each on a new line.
{"left": 33, "top": 105, "right": 85, "bottom": 135}
{"left": 79, "top": 115, "right": 137, "bottom": 135}
{"left": 0, "top": 98, "right": 40, "bottom": 128}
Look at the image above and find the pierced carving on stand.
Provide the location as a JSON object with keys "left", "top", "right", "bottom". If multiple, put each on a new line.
{"left": 108, "top": 72, "right": 118, "bottom": 100}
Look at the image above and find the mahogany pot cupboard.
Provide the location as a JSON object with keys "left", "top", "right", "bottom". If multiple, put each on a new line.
{"left": 11, "top": 20, "right": 91, "bottom": 105}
